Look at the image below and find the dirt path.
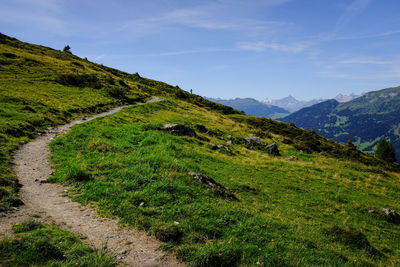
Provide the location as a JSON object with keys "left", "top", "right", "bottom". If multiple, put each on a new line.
{"left": 0, "top": 97, "right": 183, "bottom": 267}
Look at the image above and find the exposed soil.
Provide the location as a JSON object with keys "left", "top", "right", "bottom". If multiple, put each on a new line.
{"left": 0, "top": 97, "right": 183, "bottom": 267}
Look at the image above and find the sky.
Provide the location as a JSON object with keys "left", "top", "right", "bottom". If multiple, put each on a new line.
{"left": 1, "top": 0, "right": 400, "bottom": 100}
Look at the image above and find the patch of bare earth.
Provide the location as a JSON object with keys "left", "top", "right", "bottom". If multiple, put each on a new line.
{"left": 0, "top": 97, "right": 183, "bottom": 267}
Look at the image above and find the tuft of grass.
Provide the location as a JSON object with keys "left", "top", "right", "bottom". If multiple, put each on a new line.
{"left": 66, "top": 164, "right": 93, "bottom": 182}
{"left": 0, "top": 220, "right": 116, "bottom": 266}
{"left": 12, "top": 220, "right": 44, "bottom": 233}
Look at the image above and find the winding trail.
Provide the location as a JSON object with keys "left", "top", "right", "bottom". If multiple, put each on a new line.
{"left": 0, "top": 97, "right": 183, "bottom": 267}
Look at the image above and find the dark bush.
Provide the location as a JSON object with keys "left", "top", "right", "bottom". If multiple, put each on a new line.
{"left": 2, "top": 53, "right": 18, "bottom": 59}
{"left": 325, "top": 226, "right": 383, "bottom": 258}
{"left": 56, "top": 74, "right": 101, "bottom": 89}
{"left": 104, "top": 87, "right": 128, "bottom": 99}
{"left": 0, "top": 187, "right": 9, "bottom": 198}
{"left": 155, "top": 225, "right": 184, "bottom": 243}
{"left": 375, "top": 139, "right": 396, "bottom": 163}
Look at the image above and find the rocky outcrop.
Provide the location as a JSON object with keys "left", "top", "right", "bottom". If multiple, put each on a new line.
{"left": 189, "top": 172, "right": 237, "bottom": 200}
{"left": 210, "top": 144, "right": 231, "bottom": 153}
{"left": 163, "top": 124, "right": 197, "bottom": 137}
{"left": 265, "top": 143, "right": 280, "bottom": 156}
{"left": 286, "top": 155, "right": 298, "bottom": 161}
{"left": 382, "top": 208, "right": 400, "bottom": 225}
{"left": 244, "top": 137, "right": 261, "bottom": 149}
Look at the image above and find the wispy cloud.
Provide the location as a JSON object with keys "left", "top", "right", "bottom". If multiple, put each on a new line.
{"left": 93, "top": 54, "right": 105, "bottom": 61}
{"left": 236, "top": 41, "right": 311, "bottom": 53}
{"left": 0, "top": 0, "right": 68, "bottom": 35}
{"left": 121, "top": 2, "right": 292, "bottom": 36}
{"left": 338, "top": 57, "right": 393, "bottom": 65}
{"left": 333, "top": 0, "right": 372, "bottom": 35}
{"left": 236, "top": 41, "right": 267, "bottom": 51}
{"left": 318, "top": 69, "right": 400, "bottom": 80}
{"left": 13, "top": 0, "right": 64, "bottom": 12}
{"left": 140, "top": 48, "right": 230, "bottom": 57}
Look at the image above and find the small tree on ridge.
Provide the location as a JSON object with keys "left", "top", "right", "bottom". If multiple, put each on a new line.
{"left": 375, "top": 139, "right": 396, "bottom": 163}
{"left": 63, "top": 45, "right": 72, "bottom": 54}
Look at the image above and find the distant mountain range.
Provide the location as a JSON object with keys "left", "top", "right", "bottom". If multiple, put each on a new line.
{"left": 280, "top": 86, "right": 400, "bottom": 162}
{"left": 206, "top": 97, "right": 290, "bottom": 118}
{"left": 262, "top": 93, "right": 362, "bottom": 113}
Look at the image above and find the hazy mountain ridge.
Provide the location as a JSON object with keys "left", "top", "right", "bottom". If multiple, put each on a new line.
{"left": 281, "top": 87, "right": 400, "bottom": 162}
{"left": 263, "top": 93, "right": 362, "bottom": 112}
{"left": 206, "top": 97, "right": 290, "bottom": 118}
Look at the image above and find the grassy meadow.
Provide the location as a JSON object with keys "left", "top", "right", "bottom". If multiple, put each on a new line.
{"left": 1, "top": 33, "right": 400, "bottom": 266}
{"left": 0, "top": 220, "right": 115, "bottom": 266}
{"left": 49, "top": 99, "right": 400, "bottom": 266}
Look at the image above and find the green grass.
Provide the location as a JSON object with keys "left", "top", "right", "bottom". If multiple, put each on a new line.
{"left": 0, "top": 220, "right": 115, "bottom": 266}
{"left": 2, "top": 33, "right": 400, "bottom": 266}
{"left": 49, "top": 99, "right": 400, "bottom": 266}
{"left": 0, "top": 33, "right": 242, "bottom": 212}
{"left": 0, "top": 33, "right": 149, "bottom": 211}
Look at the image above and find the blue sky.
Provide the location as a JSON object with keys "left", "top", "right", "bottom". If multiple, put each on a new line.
{"left": 1, "top": 0, "right": 400, "bottom": 100}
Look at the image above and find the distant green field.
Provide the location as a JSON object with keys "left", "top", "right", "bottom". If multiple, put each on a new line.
{"left": 49, "top": 99, "right": 400, "bottom": 266}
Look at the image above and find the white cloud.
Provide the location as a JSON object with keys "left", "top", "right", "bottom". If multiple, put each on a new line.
{"left": 121, "top": 2, "right": 292, "bottom": 36}
{"left": 13, "top": 0, "right": 64, "bottom": 12}
{"left": 93, "top": 54, "right": 105, "bottom": 61}
{"left": 236, "top": 41, "right": 267, "bottom": 51}
{"left": 236, "top": 41, "right": 311, "bottom": 53}
{"left": 140, "top": 48, "right": 229, "bottom": 57}
{"left": 334, "top": 0, "right": 372, "bottom": 34}
{"left": 338, "top": 57, "right": 393, "bottom": 65}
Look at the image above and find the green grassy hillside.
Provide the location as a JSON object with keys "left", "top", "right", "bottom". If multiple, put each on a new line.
{"left": 1, "top": 34, "right": 400, "bottom": 266}
{"left": 0, "top": 33, "right": 238, "bottom": 211}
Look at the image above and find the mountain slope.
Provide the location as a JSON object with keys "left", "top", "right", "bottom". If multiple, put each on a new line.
{"left": 1, "top": 33, "right": 400, "bottom": 266}
{"left": 263, "top": 93, "right": 361, "bottom": 113}
{"left": 281, "top": 86, "right": 400, "bottom": 162}
{"left": 263, "top": 95, "right": 325, "bottom": 112}
{"left": 207, "top": 97, "right": 290, "bottom": 118}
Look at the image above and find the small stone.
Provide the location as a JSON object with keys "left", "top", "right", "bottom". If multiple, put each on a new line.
{"left": 368, "top": 210, "right": 375, "bottom": 213}
{"left": 173, "top": 221, "right": 180, "bottom": 225}
{"left": 139, "top": 202, "right": 145, "bottom": 207}
{"left": 120, "top": 249, "right": 127, "bottom": 255}
{"left": 265, "top": 143, "right": 280, "bottom": 156}
{"left": 227, "top": 140, "right": 232, "bottom": 144}
{"left": 116, "top": 256, "right": 123, "bottom": 260}
{"left": 244, "top": 137, "right": 261, "bottom": 147}
{"left": 163, "top": 124, "right": 197, "bottom": 137}
{"left": 286, "top": 155, "right": 298, "bottom": 161}
{"left": 319, "top": 151, "right": 328, "bottom": 156}
{"left": 382, "top": 208, "right": 400, "bottom": 225}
